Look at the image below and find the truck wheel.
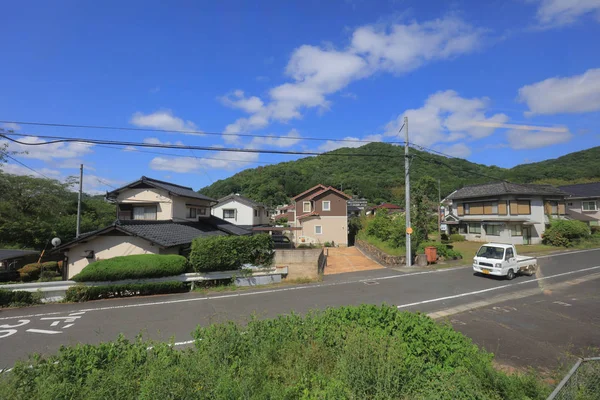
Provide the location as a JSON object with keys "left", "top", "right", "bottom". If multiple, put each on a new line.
{"left": 506, "top": 269, "right": 516, "bottom": 280}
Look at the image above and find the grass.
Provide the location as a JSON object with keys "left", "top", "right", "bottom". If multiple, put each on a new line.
{"left": 357, "top": 233, "right": 406, "bottom": 256}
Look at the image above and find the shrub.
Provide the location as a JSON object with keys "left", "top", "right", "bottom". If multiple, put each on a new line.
{"left": 17, "top": 263, "right": 41, "bottom": 282}
{"left": 591, "top": 225, "right": 600, "bottom": 236}
{"left": 189, "top": 234, "right": 274, "bottom": 272}
{"left": 449, "top": 233, "right": 466, "bottom": 242}
{"left": 0, "top": 270, "right": 20, "bottom": 283}
{"left": 41, "top": 261, "right": 59, "bottom": 271}
{"left": 275, "top": 217, "right": 288, "bottom": 224}
{"left": 324, "top": 241, "right": 332, "bottom": 247}
{"left": 65, "top": 281, "right": 188, "bottom": 302}
{"left": 72, "top": 254, "right": 188, "bottom": 282}
{"left": 0, "top": 289, "right": 42, "bottom": 307}
{"left": 39, "top": 271, "right": 61, "bottom": 281}
{"left": 542, "top": 219, "right": 590, "bottom": 247}
{"left": 418, "top": 241, "right": 463, "bottom": 259}
{"left": 440, "top": 233, "right": 449, "bottom": 243}
{"left": 0, "top": 305, "right": 550, "bottom": 399}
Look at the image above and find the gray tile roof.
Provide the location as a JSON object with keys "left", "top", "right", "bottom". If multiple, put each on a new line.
{"left": 217, "top": 194, "right": 266, "bottom": 208}
{"left": 0, "top": 249, "right": 39, "bottom": 260}
{"left": 107, "top": 176, "right": 216, "bottom": 202}
{"left": 558, "top": 182, "right": 600, "bottom": 198}
{"left": 448, "top": 182, "right": 566, "bottom": 200}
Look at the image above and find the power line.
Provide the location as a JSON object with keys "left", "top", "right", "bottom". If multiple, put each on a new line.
{"left": 0, "top": 120, "right": 404, "bottom": 145}
{"left": 0, "top": 133, "right": 399, "bottom": 158}
{"left": 0, "top": 152, "right": 53, "bottom": 179}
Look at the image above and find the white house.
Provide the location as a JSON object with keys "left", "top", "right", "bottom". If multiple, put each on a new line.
{"left": 211, "top": 194, "right": 270, "bottom": 229}
{"left": 443, "top": 182, "right": 568, "bottom": 245}
{"left": 559, "top": 182, "right": 600, "bottom": 227}
{"left": 56, "top": 177, "right": 250, "bottom": 278}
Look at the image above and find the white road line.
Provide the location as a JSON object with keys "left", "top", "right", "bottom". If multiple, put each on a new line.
{"left": 62, "top": 324, "right": 74, "bottom": 329}
{"left": 397, "top": 265, "right": 600, "bottom": 309}
{"left": 26, "top": 329, "right": 62, "bottom": 335}
{"left": 50, "top": 321, "right": 60, "bottom": 327}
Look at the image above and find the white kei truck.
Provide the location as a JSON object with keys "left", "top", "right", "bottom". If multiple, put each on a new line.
{"left": 472, "top": 243, "right": 537, "bottom": 280}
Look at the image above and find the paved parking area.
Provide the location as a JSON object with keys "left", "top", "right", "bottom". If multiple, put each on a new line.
{"left": 324, "top": 246, "right": 384, "bottom": 274}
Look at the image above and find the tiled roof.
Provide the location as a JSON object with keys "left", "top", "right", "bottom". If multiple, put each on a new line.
{"left": 298, "top": 211, "right": 320, "bottom": 220}
{"left": 291, "top": 184, "right": 327, "bottom": 200}
{"left": 217, "top": 194, "right": 266, "bottom": 208}
{"left": 107, "top": 176, "right": 216, "bottom": 202}
{"left": 448, "top": 182, "right": 566, "bottom": 200}
{"left": 278, "top": 204, "right": 295, "bottom": 211}
{"left": 305, "top": 186, "right": 352, "bottom": 201}
{"left": 0, "top": 249, "right": 39, "bottom": 260}
{"left": 558, "top": 182, "right": 600, "bottom": 198}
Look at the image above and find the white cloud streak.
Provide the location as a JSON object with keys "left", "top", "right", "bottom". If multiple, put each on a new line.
{"left": 318, "top": 134, "right": 384, "bottom": 152}
{"left": 149, "top": 151, "right": 260, "bottom": 173}
{"left": 533, "top": 0, "right": 600, "bottom": 28}
{"left": 1, "top": 122, "right": 21, "bottom": 131}
{"left": 0, "top": 136, "right": 94, "bottom": 162}
{"left": 518, "top": 68, "right": 600, "bottom": 115}
{"left": 130, "top": 110, "right": 202, "bottom": 135}
{"left": 506, "top": 128, "right": 573, "bottom": 149}
{"left": 1, "top": 163, "right": 61, "bottom": 178}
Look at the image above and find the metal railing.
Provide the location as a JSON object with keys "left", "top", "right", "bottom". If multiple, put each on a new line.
{"left": 547, "top": 357, "right": 600, "bottom": 400}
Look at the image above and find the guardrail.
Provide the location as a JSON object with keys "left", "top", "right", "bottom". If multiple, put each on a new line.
{"left": 547, "top": 357, "right": 600, "bottom": 400}
{"left": 0, "top": 267, "right": 288, "bottom": 302}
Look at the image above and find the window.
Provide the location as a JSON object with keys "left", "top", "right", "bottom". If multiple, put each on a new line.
{"left": 468, "top": 223, "right": 481, "bottom": 234}
{"left": 303, "top": 201, "right": 311, "bottom": 213}
{"left": 568, "top": 202, "right": 573, "bottom": 206}
{"left": 315, "top": 225, "right": 322, "bottom": 234}
{"left": 511, "top": 224, "right": 522, "bottom": 236}
{"left": 322, "top": 201, "right": 331, "bottom": 211}
{"left": 133, "top": 206, "right": 157, "bottom": 220}
{"left": 582, "top": 201, "right": 597, "bottom": 211}
{"left": 464, "top": 203, "right": 470, "bottom": 215}
{"left": 486, "top": 225, "right": 500, "bottom": 236}
{"left": 506, "top": 248, "right": 514, "bottom": 259}
{"left": 491, "top": 202, "right": 498, "bottom": 214}
{"left": 187, "top": 207, "right": 197, "bottom": 219}
{"left": 459, "top": 223, "right": 467, "bottom": 234}
{"left": 254, "top": 209, "right": 259, "bottom": 217}
{"left": 223, "top": 209, "right": 235, "bottom": 219}
{"left": 198, "top": 207, "right": 206, "bottom": 216}
{"left": 517, "top": 200, "right": 531, "bottom": 215}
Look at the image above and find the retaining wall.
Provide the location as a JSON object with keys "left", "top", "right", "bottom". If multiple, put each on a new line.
{"left": 274, "top": 249, "right": 322, "bottom": 280}
{"left": 355, "top": 239, "right": 406, "bottom": 266}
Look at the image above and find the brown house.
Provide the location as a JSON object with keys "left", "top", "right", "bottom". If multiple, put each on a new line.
{"left": 290, "top": 184, "right": 351, "bottom": 246}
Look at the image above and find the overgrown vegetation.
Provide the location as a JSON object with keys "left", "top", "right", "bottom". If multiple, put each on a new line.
{"left": 0, "top": 305, "right": 550, "bottom": 399}
{"left": 189, "top": 234, "right": 274, "bottom": 272}
{"left": 0, "top": 289, "right": 42, "bottom": 308}
{"left": 64, "top": 281, "right": 188, "bottom": 302}
{"left": 72, "top": 254, "right": 188, "bottom": 282}
{"left": 418, "top": 241, "right": 462, "bottom": 259}
{"left": 542, "top": 219, "right": 591, "bottom": 247}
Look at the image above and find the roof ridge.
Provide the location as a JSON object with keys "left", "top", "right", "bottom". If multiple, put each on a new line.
{"left": 142, "top": 176, "right": 194, "bottom": 191}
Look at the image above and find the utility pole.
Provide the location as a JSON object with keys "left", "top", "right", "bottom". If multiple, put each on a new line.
{"left": 76, "top": 164, "right": 83, "bottom": 238}
{"left": 404, "top": 116, "right": 411, "bottom": 267}
{"left": 438, "top": 178, "right": 441, "bottom": 240}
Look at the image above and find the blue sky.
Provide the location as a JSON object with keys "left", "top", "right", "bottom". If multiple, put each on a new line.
{"left": 1, "top": 0, "right": 600, "bottom": 194}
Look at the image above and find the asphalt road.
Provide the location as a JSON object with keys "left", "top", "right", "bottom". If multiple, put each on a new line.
{"left": 1, "top": 248, "right": 599, "bottom": 370}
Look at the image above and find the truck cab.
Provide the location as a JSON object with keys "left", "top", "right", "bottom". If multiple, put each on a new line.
{"left": 473, "top": 243, "right": 537, "bottom": 280}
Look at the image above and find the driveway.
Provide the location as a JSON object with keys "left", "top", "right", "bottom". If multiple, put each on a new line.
{"left": 324, "top": 246, "right": 384, "bottom": 274}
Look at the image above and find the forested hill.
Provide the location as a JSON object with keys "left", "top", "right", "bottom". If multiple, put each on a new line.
{"left": 199, "top": 143, "right": 600, "bottom": 206}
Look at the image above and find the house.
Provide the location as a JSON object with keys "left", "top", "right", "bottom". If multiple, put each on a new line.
{"left": 558, "top": 182, "right": 600, "bottom": 226}
{"left": 272, "top": 204, "right": 295, "bottom": 223}
{"left": 211, "top": 194, "right": 270, "bottom": 229}
{"left": 443, "top": 182, "right": 568, "bottom": 244}
{"left": 56, "top": 176, "right": 250, "bottom": 279}
{"left": 291, "top": 184, "right": 351, "bottom": 246}
{"left": 0, "top": 249, "right": 39, "bottom": 281}
{"left": 367, "top": 202, "right": 403, "bottom": 215}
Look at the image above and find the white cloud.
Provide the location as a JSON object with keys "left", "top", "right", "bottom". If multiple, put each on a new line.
{"left": 123, "top": 146, "right": 137, "bottom": 152}
{"left": 437, "top": 142, "right": 472, "bottom": 158}
{"left": 318, "top": 134, "right": 384, "bottom": 152}
{"left": 384, "top": 90, "right": 508, "bottom": 146}
{"left": 1, "top": 122, "right": 21, "bottom": 131}
{"left": 130, "top": 110, "right": 202, "bottom": 135}
{"left": 1, "top": 163, "right": 61, "bottom": 178}
{"left": 0, "top": 136, "right": 94, "bottom": 161}
{"left": 247, "top": 129, "right": 302, "bottom": 149}
{"left": 221, "top": 16, "right": 483, "bottom": 135}
{"left": 533, "top": 0, "right": 600, "bottom": 27}
{"left": 518, "top": 68, "right": 600, "bottom": 115}
{"left": 78, "top": 174, "right": 123, "bottom": 195}
{"left": 506, "top": 128, "right": 573, "bottom": 149}
{"left": 143, "top": 137, "right": 184, "bottom": 146}
{"left": 149, "top": 151, "right": 260, "bottom": 173}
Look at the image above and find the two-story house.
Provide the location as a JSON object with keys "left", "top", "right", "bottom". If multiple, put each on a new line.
{"left": 443, "top": 182, "right": 567, "bottom": 244}
{"left": 558, "top": 182, "right": 600, "bottom": 227}
{"left": 57, "top": 176, "right": 250, "bottom": 278}
{"left": 291, "top": 184, "right": 351, "bottom": 246}
{"left": 211, "top": 194, "right": 270, "bottom": 229}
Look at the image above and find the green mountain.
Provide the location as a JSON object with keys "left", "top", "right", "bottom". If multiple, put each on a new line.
{"left": 198, "top": 143, "right": 600, "bottom": 206}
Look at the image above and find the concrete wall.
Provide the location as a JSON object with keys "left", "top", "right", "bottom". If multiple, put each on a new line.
{"left": 65, "top": 235, "right": 161, "bottom": 278}
{"left": 274, "top": 248, "right": 322, "bottom": 279}
{"left": 296, "top": 216, "right": 348, "bottom": 246}
{"left": 171, "top": 197, "right": 212, "bottom": 222}
{"left": 117, "top": 188, "right": 173, "bottom": 220}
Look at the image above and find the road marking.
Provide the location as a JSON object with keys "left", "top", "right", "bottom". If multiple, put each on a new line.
{"left": 50, "top": 321, "right": 60, "bottom": 327}
{"left": 397, "top": 265, "right": 600, "bottom": 309}
{"left": 553, "top": 301, "right": 572, "bottom": 307}
{"left": 0, "top": 320, "right": 30, "bottom": 329}
{"left": 62, "top": 324, "right": 74, "bottom": 329}
{"left": 26, "top": 329, "right": 62, "bottom": 335}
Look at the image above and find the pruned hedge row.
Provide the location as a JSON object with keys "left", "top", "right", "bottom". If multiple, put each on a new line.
{"left": 72, "top": 254, "right": 188, "bottom": 282}
{"left": 17, "top": 261, "right": 60, "bottom": 282}
{"left": 189, "top": 234, "right": 274, "bottom": 272}
{"left": 0, "top": 289, "right": 42, "bottom": 308}
{"left": 65, "top": 281, "right": 188, "bottom": 302}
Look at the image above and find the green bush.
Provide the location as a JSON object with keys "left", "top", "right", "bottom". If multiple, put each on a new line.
{"left": 72, "top": 254, "right": 188, "bottom": 282}
{"left": 542, "top": 219, "right": 590, "bottom": 247}
{"left": 0, "top": 305, "right": 550, "bottom": 399}
{"left": 189, "top": 234, "right": 274, "bottom": 272}
{"left": 449, "top": 233, "right": 466, "bottom": 242}
{"left": 41, "top": 261, "right": 59, "bottom": 271}
{"left": 64, "top": 281, "right": 188, "bottom": 302}
{"left": 418, "top": 241, "right": 463, "bottom": 259}
{"left": 39, "top": 271, "right": 61, "bottom": 281}
{"left": 17, "top": 263, "right": 41, "bottom": 282}
{"left": 0, "top": 289, "right": 42, "bottom": 308}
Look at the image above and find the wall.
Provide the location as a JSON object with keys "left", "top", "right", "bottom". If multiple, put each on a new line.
{"left": 117, "top": 188, "right": 173, "bottom": 220}
{"left": 566, "top": 199, "right": 600, "bottom": 225}
{"left": 313, "top": 192, "right": 347, "bottom": 216}
{"left": 212, "top": 199, "right": 254, "bottom": 226}
{"left": 171, "top": 197, "right": 213, "bottom": 222}
{"left": 64, "top": 235, "right": 160, "bottom": 278}
{"left": 296, "top": 216, "right": 348, "bottom": 246}
{"left": 252, "top": 206, "right": 270, "bottom": 226}
{"left": 274, "top": 248, "right": 322, "bottom": 279}
{"left": 355, "top": 239, "right": 405, "bottom": 266}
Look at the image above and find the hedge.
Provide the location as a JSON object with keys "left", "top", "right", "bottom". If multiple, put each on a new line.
{"left": 449, "top": 233, "right": 466, "bottom": 242}
{"left": 542, "top": 219, "right": 590, "bottom": 247}
{"left": 189, "top": 234, "right": 274, "bottom": 272}
{"left": 72, "top": 254, "right": 188, "bottom": 282}
{"left": 0, "top": 289, "right": 42, "bottom": 308}
{"left": 65, "top": 281, "right": 188, "bottom": 302}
